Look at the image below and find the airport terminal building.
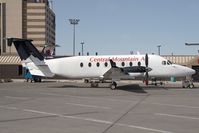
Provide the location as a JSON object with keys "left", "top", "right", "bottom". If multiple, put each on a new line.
{"left": 163, "top": 55, "right": 199, "bottom": 81}
{"left": 0, "top": 0, "right": 55, "bottom": 80}
{"left": 0, "top": 0, "right": 55, "bottom": 55}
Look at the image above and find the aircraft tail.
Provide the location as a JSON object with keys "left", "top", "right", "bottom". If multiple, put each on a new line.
{"left": 7, "top": 38, "right": 54, "bottom": 77}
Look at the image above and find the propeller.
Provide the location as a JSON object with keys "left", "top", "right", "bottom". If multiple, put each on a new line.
{"left": 145, "top": 54, "right": 149, "bottom": 85}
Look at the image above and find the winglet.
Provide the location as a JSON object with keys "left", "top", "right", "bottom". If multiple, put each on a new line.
{"left": 110, "top": 59, "right": 117, "bottom": 68}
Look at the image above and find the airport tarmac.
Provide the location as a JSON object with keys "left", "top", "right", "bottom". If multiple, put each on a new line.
{"left": 1, "top": 80, "right": 199, "bottom": 133}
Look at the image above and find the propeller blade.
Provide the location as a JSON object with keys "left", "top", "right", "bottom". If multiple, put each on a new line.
{"left": 145, "top": 54, "right": 148, "bottom": 67}
{"left": 145, "top": 53, "right": 149, "bottom": 85}
{"left": 145, "top": 71, "right": 149, "bottom": 85}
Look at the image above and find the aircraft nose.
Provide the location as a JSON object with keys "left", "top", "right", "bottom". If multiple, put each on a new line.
{"left": 173, "top": 64, "right": 196, "bottom": 77}
{"left": 186, "top": 67, "right": 196, "bottom": 76}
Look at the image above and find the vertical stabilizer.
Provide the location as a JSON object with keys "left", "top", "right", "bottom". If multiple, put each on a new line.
{"left": 7, "top": 38, "right": 54, "bottom": 77}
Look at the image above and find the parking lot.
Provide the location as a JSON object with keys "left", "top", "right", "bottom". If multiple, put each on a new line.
{"left": 1, "top": 80, "right": 199, "bottom": 133}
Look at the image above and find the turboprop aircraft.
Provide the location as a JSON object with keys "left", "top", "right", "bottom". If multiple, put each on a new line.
{"left": 8, "top": 38, "right": 196, "bottom": 89}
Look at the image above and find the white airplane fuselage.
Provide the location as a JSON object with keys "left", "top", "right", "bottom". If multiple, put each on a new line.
{"left": 8, "top": 38, "right": 196, "bottom": 89}
{"left": 45, "top": 54, "right": 195, "bottom": 79}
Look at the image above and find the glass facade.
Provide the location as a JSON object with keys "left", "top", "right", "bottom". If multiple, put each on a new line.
{"left": 0, "top": 3, "right": 6, "bottom": 54}
{"left": 0, "top": 0, "right": 55, "bottom": 55}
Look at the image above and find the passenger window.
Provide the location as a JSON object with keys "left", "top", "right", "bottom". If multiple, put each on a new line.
{"left": 104, "top": 62, "right": 108, "bottom": 67}
{"left": 88, "top": 62, "right": 92, "bottom": 67}
{"left": 96, "top": 62, "right": 100, "bottom": 67}
{"left": 80, "top": 62, "right": 83, "bottom": 67}
{"left": 121, "top": 62, "right": 125, "bottom": 67}
{"left": 162, "top": 61, "right": 166, "bottom": 65}
{"left": 129, "top": 62, "right": 133, "bottom": 67}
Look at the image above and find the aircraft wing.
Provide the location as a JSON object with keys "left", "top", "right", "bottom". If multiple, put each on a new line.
{"left": 103, "top": 58, "right": 152, "bottom": 80}
{"left": 103, "top": 67, "right": 128, "bottom": 79}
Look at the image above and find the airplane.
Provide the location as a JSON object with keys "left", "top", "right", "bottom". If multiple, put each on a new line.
{"left": 7, "top": 38, "right": 196, "bottom": 89}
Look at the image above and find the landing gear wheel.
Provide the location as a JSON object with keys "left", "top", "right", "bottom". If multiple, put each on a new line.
{"left": 110, "top": 82, "right": 117, "bottom": 90}
{"left": 91, "top": 82, "right": 99, "bottom": 88}
{"left": 189, "top": 84, "right": 194, "bottom": 89}
{"left": 33, "top": 77, "right": 42, "bottom": 82}
{"left": 84, "top": 79, "right": 89, "bottom": 83}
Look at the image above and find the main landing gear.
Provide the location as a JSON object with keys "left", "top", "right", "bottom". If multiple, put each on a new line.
{"left": 90, "top": 81, "right": 117, "bottom": 90}
{"left": 91, "top": 82, "right": 99, "bottom": 88}
{"left": 84, "top": 79, "right": 118, "bottom": 90}
{"left": 110, "top": 81, "right": 117, "bottom": 90}
{"left": 182, "top": 80, "right": 194, "bottom": 88}
{"left": 150, "top": 78, "right": 164, "bottom": 86}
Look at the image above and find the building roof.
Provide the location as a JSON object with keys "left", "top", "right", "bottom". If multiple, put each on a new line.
{"left": 162, "top": 55, "right": 198, "bottom": 65}
{"left": 0, "top": 56, "right": 21, "bottom": 65}
{"left": 0, "top": 54, "right": 198, "bottom": 66}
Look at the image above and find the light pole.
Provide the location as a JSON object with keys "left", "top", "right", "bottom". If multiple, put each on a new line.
{"left": 185, "top": 43, "right": 199, "bottom": 54}
{"left": 157, "top": 45, "right": 161, "bottom": 55}
{"left": 171, "top": 52, "right": 174, "bottom": 62}
{"left": 69, "top": 19, "right": 80, "bottom": 56}
{"left": 80, "top": 42, "right": 84, "bottom": 56}
{"left": 185, "top": 43, "right": 199, "bottom": 46}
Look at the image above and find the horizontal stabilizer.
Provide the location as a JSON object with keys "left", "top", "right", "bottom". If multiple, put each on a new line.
{"left": 22, "top": 55, "right": 54, "bottom": 77}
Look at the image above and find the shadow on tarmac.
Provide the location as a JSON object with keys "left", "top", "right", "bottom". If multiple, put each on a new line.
{"left": 117, "top": 84, "right": 147, "bottom": 93}
{"left": 50, "top": 83, "right": 148, "bottom": 93}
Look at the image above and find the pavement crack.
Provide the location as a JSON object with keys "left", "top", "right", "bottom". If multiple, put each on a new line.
{"left": 102, "top": 94, "right": 150, "bottom": 133}
{"left": 63, "top": 111, "right": 100, "bottom": 116}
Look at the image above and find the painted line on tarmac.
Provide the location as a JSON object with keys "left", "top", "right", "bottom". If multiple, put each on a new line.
{"left": 156, "top": 113, "right": 199, "bottom": 120}
{"left": 33, "top": 92, "right": 199, "bottom": 110}
{"left": 0, "top": 105, "right": 173, "bottom": 133}
{"left": 23, "top": 109, "right": 60, "bottom": 116}
{"left": 24, "top": 108, "right": 173, "bottom": 133}
{"left": 64, "top": 115, "right": 113, "bottom": 125}
{"left": 145, "top": 102, "right": 199, "bottom": 109}
{"left": 64, "top": 102, "right": 111, "bottom": 109}
{"left": 5, "top": 96, "right": 29, "bottom": 100}
{"left": 0, "top": 106, "right": 18, "bottom": 110}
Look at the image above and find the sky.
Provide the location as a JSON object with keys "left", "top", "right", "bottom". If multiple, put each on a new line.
{"left": 53, "top": 0, "right": 199, "bottom": 56}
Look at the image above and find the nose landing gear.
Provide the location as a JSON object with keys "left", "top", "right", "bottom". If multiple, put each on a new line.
{"left": 182, "top": 80, "right": 194, "bottom": 88}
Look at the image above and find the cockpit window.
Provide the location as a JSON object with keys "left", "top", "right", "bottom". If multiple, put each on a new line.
{"left": 162, "top": 60, "right": 172, "bottom": 65}
{"left": 167, "top": 60, "right": 172, "bottom": 65}
{"left": 162, "top": 61, "right": 166, "bottom": 65}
